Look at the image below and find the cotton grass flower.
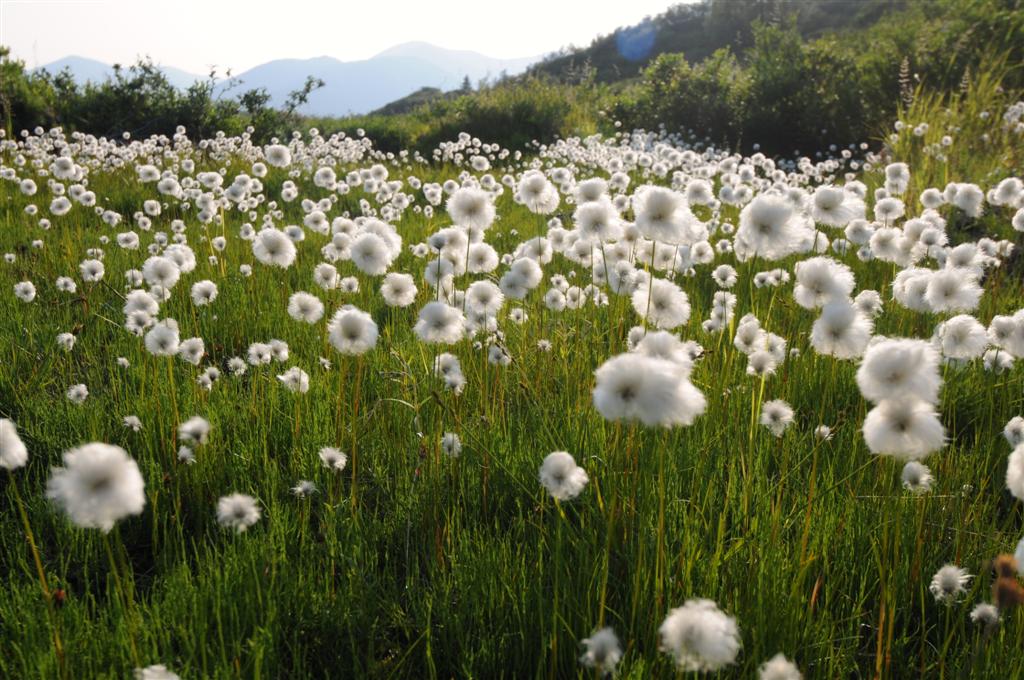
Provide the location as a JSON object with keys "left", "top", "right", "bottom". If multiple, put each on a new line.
{"left": 970, "top": 603, "right": 1000, "bottom": 628}
{"left": 539, "top": 451, "right": 589, "bottom": 501}
{"left": 658, "top": 599, "right": 741, "bottom": 672}
{"left": 0, "top": 419, "right": 29, "bottom": 470}
{"left": 760, "top": 399, "right": 794, "bottom": 437}
{"left": 79, "top": 258, "right": 105, "bottom": 282}
{"left": 810, "top": 299, "right": 873, "bottom": 359}
{"left": 632, "top": 330, "right": 694, "bottom": 375}
{"left": 142, "top": 256, "right": 181, "bottom": 289}
{"left": 467, "top": 243, "right": 499, "bottom": 273}
{"left": 517, "top": 170, "right": 560, "bottom": 215}
{"left": 1006, "top": 444, "right": 1024, "bottom": 501}
{"left": 856, "top": 338, "right": 941, "bottom": 404}
{"left": 929, "top": 564, "right": 971, "bottom": 603}
{"left": 759, "top": 653, "right": 803, "bottom": 680}
{"left": 263, "top": 144, "right": 291, "bottom": 168}
{"left": 712, "top": 264, "right": 738, "bottom": 289}
{"left": 487, "top": 344, "right": 511, "bottom": 366}
{"left": 441, "top": 432, "right": 462, "bottom": 457}
{"left": 319, "top": 447, "right": 348, "bottom": 471}
{"left": 46, "top": 443, "right": 146, "bottom": 532}
{"left": 351, "top": 232, "right": 394, "bottom": 276}
{"left": 253, "top": 228, "right": 297, "bottom": 268}
{"left": 854, "top": 289, "right": 883, "bottom": 317}
{"left": 248, "top": 342, "right": 272, "bottom": 365}
{"left": 924, "top": 268, "right": 982, "bottom": 313}
{"left": 190, "top": 280, "right": 218, "bottom": 306}
{"left": 578, "top": 627, "right": 621, "bottom": 675}
{"left": 433, "top": 352, "right": 462, "bottom": 378}
{"left": 592, "top": 353, "right": 706, "bottom": 427}
{"left": 901, "top": 461, "right": 934, "bottom": 493}
{"left": 863, "top": 398, "right": 945, "bottom": 460}
{"left": 277, "top": 367, "right": 310, "bottom": 393}
{"left": 634, "top": 185, "right": 700, "bottom": 244}
{"left": 228, "top": 357, "right": 247, "bottom": 376}
{"left": 291, "top": 480, "right": 317, "bottom": 498}
{"left": 812, "top": 185, "right": 863, "bottom": 227}
{"left": 983, "top": 348, "right": 1015, "bottom": 373}
{"left": 574, "top": 199, "right": 622, "bottom": 241}
{"left": 124, "top": 289, "right": 159, "bottom": 317}
{"left": 737, "top": 194, "right": 811, "bottom": 260}
{"left": 177, "top": 337, "right": 205, "bottom": 365}
{"left": 938, "top": 315, "right": 988, "bottom": 359}
{"left": 414, "top": 302, "right": 465, "bottom": 344}
{"left": 501, "top": 258, "right": 543, "bottom": 299}
{"left": 178, "top": 416, "right": 211, "bottom": 446}
{"left": 14, "top": 281, "right": 36, "bottom": 302}
{"left": 793, "top": 257, "right": 855, "bottom": 309}
{"left": 314, "top": 263, "right": 339, "bottom": 290}
{"left": 1004, "top": 417, "right": 1024, "bottom": 448}
{"left": 288, "top": 292, "right": 325, "bottom": 324}
{"left": 66, "top": 383, "right": 88, "bottom": 404}
{"left": 339, "top": 277, "right": 359, "bottom": 294}
{"left": 447, "top": 187, "right": 495, "bottom": 230}
{"left": 631, "top": 278, "right": 691, "bottom": 330}
{"left": 424, "top": 257, "right": 456, "bottom": 292}
{"left": 56, "top": 276, "right": 77, "bottom": 294}
{"left": 327, "top": 307, "right": 378, "bottom": 355}
{"left": 988, "top": 313, "right": 1024, "bottom": 358}
{"left": 134, "top": 664, "right": 180, "bottom": 680}
{"left": 216, "top": 493, "right": 261, "bottom": 533}
{"left": 874, "top": 197, "right": 905, "bottom": 223}
{"left": 380, "top": 272, "right": 418, "bottom": 307}
{"left": 951, "top": 183, "right": 985, "bottom": 217}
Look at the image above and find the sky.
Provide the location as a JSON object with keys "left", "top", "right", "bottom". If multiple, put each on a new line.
{"left": 1, "top": 0, "right": 683, "bottom": 74}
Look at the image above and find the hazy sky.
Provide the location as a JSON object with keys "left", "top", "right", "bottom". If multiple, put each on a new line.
{"left": 1, "top": 0, "right": 683, "bottom": 74}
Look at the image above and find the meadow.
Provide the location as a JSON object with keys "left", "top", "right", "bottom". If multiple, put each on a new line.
{"left": 2, "top": 71, "right": 1024, "bottom": 679}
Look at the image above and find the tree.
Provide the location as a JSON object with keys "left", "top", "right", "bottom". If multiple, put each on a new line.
{"left": 0, "top": 46, "right": 58, "bottom": 136}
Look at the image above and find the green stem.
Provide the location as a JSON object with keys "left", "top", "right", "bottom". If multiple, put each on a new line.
{"left": 102, "top": 531, "right": 141, "bottom": 668}
{"left": 10, "top": 471, "right": 66, "bottom": 678}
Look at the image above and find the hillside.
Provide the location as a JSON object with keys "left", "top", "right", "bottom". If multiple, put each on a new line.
{"left": 365, "top": 0, "right": 906, "bottom": 118}
{"left": 370, "top": 87, "right": 453, "bottom": 116}
{"left": 527, "top": 0, "right": 905, "bottom": 83}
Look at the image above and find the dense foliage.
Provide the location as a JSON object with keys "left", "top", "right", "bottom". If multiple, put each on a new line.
{"left": 2, "top": 0, "right": 1021, "bottom": 157}
{"left": 527, "top": 0, "right": 905, "bottom": 83}
{"left": 0, "top": 49, "right": 323, "bottom": 143}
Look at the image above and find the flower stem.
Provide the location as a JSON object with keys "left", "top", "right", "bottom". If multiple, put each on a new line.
{"left": 9, "top": 470, "right": 66, "bottom": 678}
{"left": 102, "top": 531, "right": 141, "bottom": 668}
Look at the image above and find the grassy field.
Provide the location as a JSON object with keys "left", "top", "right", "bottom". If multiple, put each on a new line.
{"left": 1, "top": 76, "right": 1024, "bottom": 678}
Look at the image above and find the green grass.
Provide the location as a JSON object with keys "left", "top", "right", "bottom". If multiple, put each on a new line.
{"left": 1, "top": 89, "right": 1024, "bottom": 679}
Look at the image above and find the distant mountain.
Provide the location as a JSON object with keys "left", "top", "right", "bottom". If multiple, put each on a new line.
{"left": 36, "top": 55, "right": 203, "bottom": 90}
{"left": 37, "top": 43, "right": 539, "bottom": 116}
{"left": 226, "top": 43, "right": 539, "bottom": 116}
{"left": 36, "top": 56, "right": 110, "bottom": 84}
{"left": 223, "top": 55, "right": 446, "bottom": 116}
{"left": 373, "top": 42, "right": 537, "bottom": 83}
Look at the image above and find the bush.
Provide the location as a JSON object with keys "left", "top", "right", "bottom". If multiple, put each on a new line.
{"left": 316, "top": 77, "right": 604, "bottom": 154}
{"left": 613, "top": 49, "right": 749, "bottom": 147}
